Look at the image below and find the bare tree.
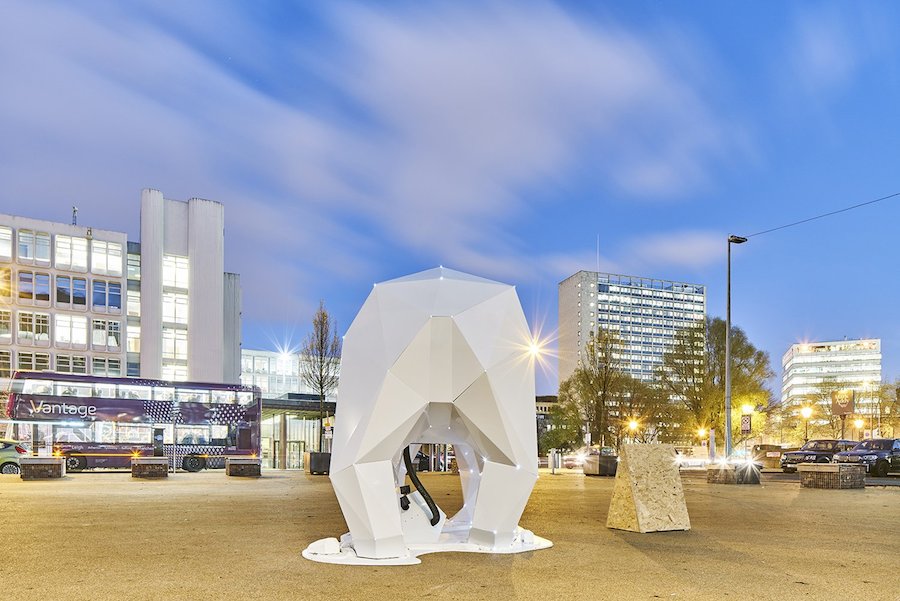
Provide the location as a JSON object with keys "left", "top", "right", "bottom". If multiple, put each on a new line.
{"left": 300, "top": 300, "right": 342, "bottom": 452}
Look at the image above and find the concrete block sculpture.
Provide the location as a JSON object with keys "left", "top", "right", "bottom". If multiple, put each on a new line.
{"left": 606, "top": 444, "right": 691, "bottom": 533}
{"left": 303, "top": 267, "right": 551, "bottom": 565}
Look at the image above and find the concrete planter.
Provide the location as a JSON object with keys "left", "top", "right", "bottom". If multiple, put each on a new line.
{"left": 798, "top": 463, "right": 864, "bottom": 489}
{"left": 132, "top": 457, "right": 169, "bottom": 478}
{"left": 20, "top": 457, "right": 65, "bottom": 480}
{"left": 226, "top": 457, "right": 262, "bottom": 477}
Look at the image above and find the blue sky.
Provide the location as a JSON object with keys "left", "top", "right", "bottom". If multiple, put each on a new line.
{"left": 2, "top": 1, "right": 899, "bottom": 395}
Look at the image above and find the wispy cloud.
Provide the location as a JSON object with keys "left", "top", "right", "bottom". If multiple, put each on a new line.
{"left": 0, "top": 2, "right": 743, "bottom": 323}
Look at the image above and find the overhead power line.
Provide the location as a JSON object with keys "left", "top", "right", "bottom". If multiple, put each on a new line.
{"left": 747, "top": 190, "right": 900, "bottom": 238}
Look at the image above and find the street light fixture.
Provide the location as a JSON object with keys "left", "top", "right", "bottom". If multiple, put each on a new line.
{"left": 853, "top": 417, "right": 864, "bottom": 441}
{"left": 725, "top": 234, "right": 748, "bottom": 458}
{"left": 800, "top": 406, "right": 813, "bottom": 443}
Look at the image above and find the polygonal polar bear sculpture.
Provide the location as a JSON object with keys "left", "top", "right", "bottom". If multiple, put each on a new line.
{"left": 330, "top": 267, "right": 540, "bottom": 560}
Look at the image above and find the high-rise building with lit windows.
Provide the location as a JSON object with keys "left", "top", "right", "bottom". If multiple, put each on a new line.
{"left": 781, "top": 339, "right": 881, "bottom": 410}
{"left": 558, "top": 271, "right": 707, "bottom": 384}
{"left": 0, "top": 188, "right": 241, "bottom": 387}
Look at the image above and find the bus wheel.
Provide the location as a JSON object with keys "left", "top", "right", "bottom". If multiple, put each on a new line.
{"left": 65, "top": 455, "right": 86, "bottom": 472}
{"left": 182, "top": 455, "right": 206, "bottom": 472}
{"left": 1, "top": 462, "right": 20, "bottom": 475}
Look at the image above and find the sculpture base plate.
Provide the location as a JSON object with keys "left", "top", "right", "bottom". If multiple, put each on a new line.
{"left": 302, "top": 528, "right": 552, "bottom": 566}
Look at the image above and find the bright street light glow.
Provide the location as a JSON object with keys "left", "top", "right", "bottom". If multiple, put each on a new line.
{"left": 697, "top": 427, "right": 707, "bottom": 438}
{"left": 741, "top": 403, "right": 753, "bottom": 415}
{"left": 628, "top": 419, "right": 638, "bottom": 431}
{"left": 800, "top": 406, "right": 812, "bottom": 419}
{"left": 854, "top": 418, "right": 864, "bottom": 429}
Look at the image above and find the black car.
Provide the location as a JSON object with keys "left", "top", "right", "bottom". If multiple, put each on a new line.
{"left": 833, "top": 438, "right": 900, "bottom": 477}
{"left": 780, "top": 439, "right": 858, "bottom": 472}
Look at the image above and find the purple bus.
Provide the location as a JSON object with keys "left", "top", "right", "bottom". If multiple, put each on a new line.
{"left": 3, "top": 371, "right": 261, "bottom": 472}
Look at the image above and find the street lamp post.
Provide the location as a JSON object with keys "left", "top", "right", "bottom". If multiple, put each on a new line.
{"left": 801, "top": 406, "right": 812, "bottom": 443}
{"left": 725, "top": 234, "right": 748, "bottom": 458}
{"left": 854, "top": 418, "right": 864, "bottom": 441}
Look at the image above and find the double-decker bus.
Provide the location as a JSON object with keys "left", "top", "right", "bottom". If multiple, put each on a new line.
{"left": 2, "top": 371, "right": 261, "bottom": 472}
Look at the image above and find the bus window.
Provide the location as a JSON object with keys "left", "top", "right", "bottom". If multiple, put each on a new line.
{"left": 153, "top": 387, "right": 175, "bottom": 401}
{"left": 24, "top": 380, "right": 53, "bottom": 395}
{"left": 211, "top": 390, "right": 236, "bottom": 404}
{"left": 117, "top": 424, "right": 151, "bottom": 444}
{"left": 175, "top": 389, "right": 210, "bottom": 403}
{"left": 176, "top": 426, "right": 210, "bottom": 445}
{"left": 95, "top": 422, "right": 115, "bottom": 443}
{"left": 236, "top": 392, "right": 254, "bottom": 406}
{"left": 94, "top": 383, "right": 116, "bottom": 398}
{"left": 54, "top": 382, "right": 92, "bottom": 397}
{"left": 211, "top": 425, "right": 228, "bottom": 445}
{"left": 119, "top": 385, "right": 151, "bottom": 400}
{"left": 54, "top": 425, "right": 92, "bottom": 443}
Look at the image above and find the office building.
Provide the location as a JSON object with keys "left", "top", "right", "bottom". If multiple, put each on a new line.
{"left": 0, "top": 215, "right": 128, "bottom": 384}
{"left": 138, "top": 189, "right": 240, "bottom": 383}
{"left": 0, "top": 188, "right": 241, "bottom": 387}
{"left": 240, "top": 348, "right": 339, "bottom": 398}
{"left": 558, "top": 271, "right": 706, "bottom": 383}
{"left": 781, "top": 338, "right": 882, "bottom": 411}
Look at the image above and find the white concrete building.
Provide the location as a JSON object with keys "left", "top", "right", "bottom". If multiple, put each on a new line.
{"left": 558, "top": 271, "right": 706, "bottom": 383}
{"left": 0, "top": 214, "right": 127, "bottom": 384}
{"left": 138, "top": 189, "right": 240, "bottom": 383}
{"left": 240, "top": 348, "right": 337, "bottom": 399}
{"left": 781, "top": 338, "right": 882, "bottom": 410}
{"left": 0, "top": 189, "right": 241, "bottom": 387}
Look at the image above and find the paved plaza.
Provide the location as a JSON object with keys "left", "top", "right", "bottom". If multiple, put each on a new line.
{"left": 1, "top": 469, "right": 898, "bottom": 601}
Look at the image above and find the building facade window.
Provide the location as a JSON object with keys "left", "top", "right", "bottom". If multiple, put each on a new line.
{"left": 0, "top": 349, "right": 11, "bottom": 377}
{"left": 90, "top": 240, "right": 123, "bottom": 276}
{"left": 0, "top": 267, "right": 9, "bottom": 300}
{"left": 91, "top": 319, "right": 121, "bottom": 351}
{"left": 161, "top": 364, "right": 188, "bottom": 381}
{"left": 56, "top": 354, "right": 87, "bottom": 374}
{"left": 55, "top": 235, "right": 89, "bottom": 271}
{"left": 92, "top": 280, "right": 122, "bottom": 313}
{"left": 55, "top": 275, "right": 88, "bottom": 309}
{"left": 162, "top": 255, "right": 189, "bottom": 289}
{"left": 127, "top": 325, "right": 140, "bottom": 353}
{"left": 54, "top": 314, "right": 88, "bottom": 348}
{"left": 127, "top": 253, "right": 141, "bottom": 280}
{"left": 18, "top": 351, "right": 51, "bottom": 372}
{"left": 162, "top": 292, "right": 188, "bottom": 324}
{"left": 17, "top": 311, "right": 50, "bottom": 346}
{"left": 162, "top": 328, "right": 187, "bottom": 361}
{"left": 17, "top": 230, "right": 51, "bottom": 265}
{"left": 0, "top": 226, "right": 12, "bottom": 260}
{"left": 17, "top": 271, "right": 51, "bottom": 305}
{"left": 0, "top": 309, "right": 10, "bottom": 343}
{"left": 92, "top": 357, "right": 122, "bottom": 377}
{"left": 127, "top": 290, "right": 141, "bottom": 317}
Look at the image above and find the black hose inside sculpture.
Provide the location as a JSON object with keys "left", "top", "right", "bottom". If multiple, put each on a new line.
{"left": 403, "top": 446, "right": 440, "bottom": 526}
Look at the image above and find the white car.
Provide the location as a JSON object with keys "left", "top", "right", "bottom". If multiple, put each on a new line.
{"left": 0, "top": 439, "right": 29, "bottom": 474}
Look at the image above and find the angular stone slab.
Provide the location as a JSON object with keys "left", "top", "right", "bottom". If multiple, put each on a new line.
{"left": 606, "top": 444, "right": 690, "bottom": 533}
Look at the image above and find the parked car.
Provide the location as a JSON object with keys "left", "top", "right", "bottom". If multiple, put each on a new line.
{"left": 780, "top": 439, "right": 858, "bottom": 472}
{"left": 0, "top": 439, "right": 29, "bottom": 474}
{"left": 833, "top": 438, "right": 900, "bottom": 477}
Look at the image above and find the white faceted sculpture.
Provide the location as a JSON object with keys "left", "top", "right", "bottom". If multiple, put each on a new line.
{"left": 303, "top": 267, "right": 551, "bottom": 565}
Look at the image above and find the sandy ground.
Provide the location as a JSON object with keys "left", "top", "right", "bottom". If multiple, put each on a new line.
{"left": 0, "top": 469, "right": 898, "bottom": 601}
